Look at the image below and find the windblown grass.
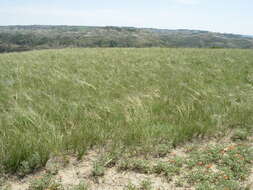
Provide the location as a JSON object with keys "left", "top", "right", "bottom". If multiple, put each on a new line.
{"left": 0, "top": 48, "right": 252, "bottom": 174}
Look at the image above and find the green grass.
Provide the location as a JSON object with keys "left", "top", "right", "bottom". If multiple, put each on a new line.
{"left": 124, "top": 180, "right": 153, "bottom": 190}
{"left": 28, "top": 174, "right": 62, "bottom": 190}
{"left": 117, "top": 142, "right": 252, "bottom": 189}
{"left": 118, "top": 159, "right": 152, "bottom": 174}
{"left": 0, "top": 48, "right": 252, "bottom": 174}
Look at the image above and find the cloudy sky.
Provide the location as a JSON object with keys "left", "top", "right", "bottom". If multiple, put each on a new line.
{"left": 0, "top": 0, "right": 252, "bottom": 35}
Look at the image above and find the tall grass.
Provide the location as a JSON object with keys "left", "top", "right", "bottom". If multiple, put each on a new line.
{"left": 0, "top": 48, "right": 252, "bottom": 173}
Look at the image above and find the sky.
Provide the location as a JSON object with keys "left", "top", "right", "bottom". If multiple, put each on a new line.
{"left": 0, "top": 0, "right": 252, "bottom": 35}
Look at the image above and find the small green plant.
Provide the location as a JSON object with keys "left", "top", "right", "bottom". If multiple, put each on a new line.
{"left": 91, "top": 161, "right": 105, "bottom": 177}
{"left": 98, "top": 151, "right": 120, "bottom": 168}
{"left": 123, "top": 180, "right": 152, "bottom": 190}
{"left": 18, "top": 152, "right": 42, "bottom": 176}
{"left": 124, "top": 183, "right": 138, "bottom": 190}
{"left": 28, "top": 174, "right": 62, "bottom": 190}
{"left": 45, "top": 156, "right": 69, "bottom": 175}
{"left": 153, "top": 158, "right": 182, "bottom": 178}
{"left": 118, "top": 159, "right": 151, "bottom": 174}
{"left": 131, "top": 160, "right": 151, "bottom": 174}
{"left": 140, "top": 179, "right": 152, "bottom": 190}
{"left": 216, "top": 180, "right": 241, "bottom": 190}
{"left": 153, "top": 144, "right": 171, "bottom": 157}
{"left": 231, "top": 129, "right": 248, "bottom": 141}
{"left": 196, "top": 181, "right": 242, "bottom": 190}
{"left": 195, "top": 182, "right": 215, "bottom": 190}
{"left": 174, "top": 179, "right": 184, "bottom": 187}
{"left": 68, "top": 182, "right": 89, "bottom": 190}
{"left": 153, "top": 162, "right": 168, "bottom": 174}
{"left": 118, "top": 159, "right": 131, "bottom": 171}
{"left": 186, "top": 168, "right": 218, "bottom": 185}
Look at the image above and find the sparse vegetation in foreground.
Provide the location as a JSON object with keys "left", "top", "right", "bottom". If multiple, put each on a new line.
{"left": 0, "top": 48, "right": 252, "bottom": 189}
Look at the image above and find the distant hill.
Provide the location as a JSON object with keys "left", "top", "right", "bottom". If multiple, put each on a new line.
{"left": 0, "top": 25, "right": 253, "bottom": 52}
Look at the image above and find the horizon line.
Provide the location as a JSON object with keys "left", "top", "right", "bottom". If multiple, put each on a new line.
{"left": 0, "top": 24, "right": 252, "bottom": 37}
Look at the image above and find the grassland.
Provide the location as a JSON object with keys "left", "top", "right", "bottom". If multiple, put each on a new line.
{"left": 0, "top": 48, "right": 252, "bottom": 189}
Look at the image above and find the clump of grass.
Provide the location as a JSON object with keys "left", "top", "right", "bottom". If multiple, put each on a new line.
{"left": 139, "top": 180, "right": 153, "bottom": 190}
{"left": 18, "top": 152, "right": 42, "bottom": 176}
{"left": 91, "top": 150, "right": 122, "bottom": 177}
{"left": 0, "top": 48, "right": 252, "bottom": 174}
{"left": 91, "top": 161, "right": 105, "bottom": 177}
{"left": 124, "top": 180, "right": 153, "bottom": 190}
{"left": 153, "top": 158, "right": 183, "bottom": 181}
{"left": 231, "top": 129, "right": 249, "bottom": 141}
{"left": 124, "top": 183, "right": 138, "bottom": 190}
{"left": 97, "top": 150, "right": 121, "bottom": 168}
{"left": 196, "top": 180, "right": 241, "bottom": 190}
{"left": 28, "top": 174, "right": 62, "bottom": 190}
{"left": 118, "top": 159, "right": 151, "bottom": 174}
{"left": 152, "top": 144, "right": 172, "bottom": 158}
{"left": 68, "top": 182, "right": 89, "bottom": 190}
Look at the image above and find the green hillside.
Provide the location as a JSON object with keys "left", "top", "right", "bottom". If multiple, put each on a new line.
{"left": 1, "top": 25, "right": 253, "bottom": 52}
{"left": 0, "top": 48, "right": 252, "bottom": 189}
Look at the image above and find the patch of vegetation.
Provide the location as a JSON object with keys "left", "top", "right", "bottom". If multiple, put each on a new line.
{"left": 124, "top": 180, "right": 153, "bottom": 190}
{"left": 118, "top": 159, "right": 151, "bottom": 174}
{"left": 18, "top": 152, "right": 42, "bottom": 176}
{"left": 91, "top": 161, "right": 105, "bottom": 177}
{"left": 119, "top": 156, "right": 183, "bottom": 182}
{"left": 196, "top": 180, "right": 241, "bottom": 190}
{"left": 68, "top": 182, "right": 89, "bottom": 190}
{"left": 28, "top": 174, "right": 62, "bottom": 190}
{"left": 119, "top": 142, "right": 252, "bottom": 189}
{"left": 0, "top": 48, "right": 252, "bottom": 176}
{"left": 152, "top": 144, "right": 172, "bottom": 158}
{"left": 183, "top": 143, "right": 252, "bottom": 189}
{"left": 231, "top": 129, "right": 249, "bottom": 141}
{"left": 124, "top": 183, "right": 139, "bottom": 190}
{"left": 153, "top": 158, "right": 183, "bottom": 179}
{"left": 97, "top": 151, "right": 121, "bottom": 168}
{"left": 139, "top": 180, "right": 153, "bottom": 190}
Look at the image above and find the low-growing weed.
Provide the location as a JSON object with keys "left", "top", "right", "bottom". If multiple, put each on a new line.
{"left": 91, "top": 161, "right": 105, "bottom": 177}
{"left": 68, "top": 182, "right": 89, "bottom": 190}
{"left": 118, "top": 159, "right": 151, "bottom": 174}
{"left": 28, "top": 174, "right": 62, "bottom": 190}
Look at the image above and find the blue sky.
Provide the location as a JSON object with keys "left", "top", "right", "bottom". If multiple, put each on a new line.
{"left": 0, "top": 0, "right": 252, "bottom": 35}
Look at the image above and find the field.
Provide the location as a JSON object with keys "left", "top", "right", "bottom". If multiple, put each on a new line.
{"left": 0, "top": 48, "right": 252, "bottom": 190}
